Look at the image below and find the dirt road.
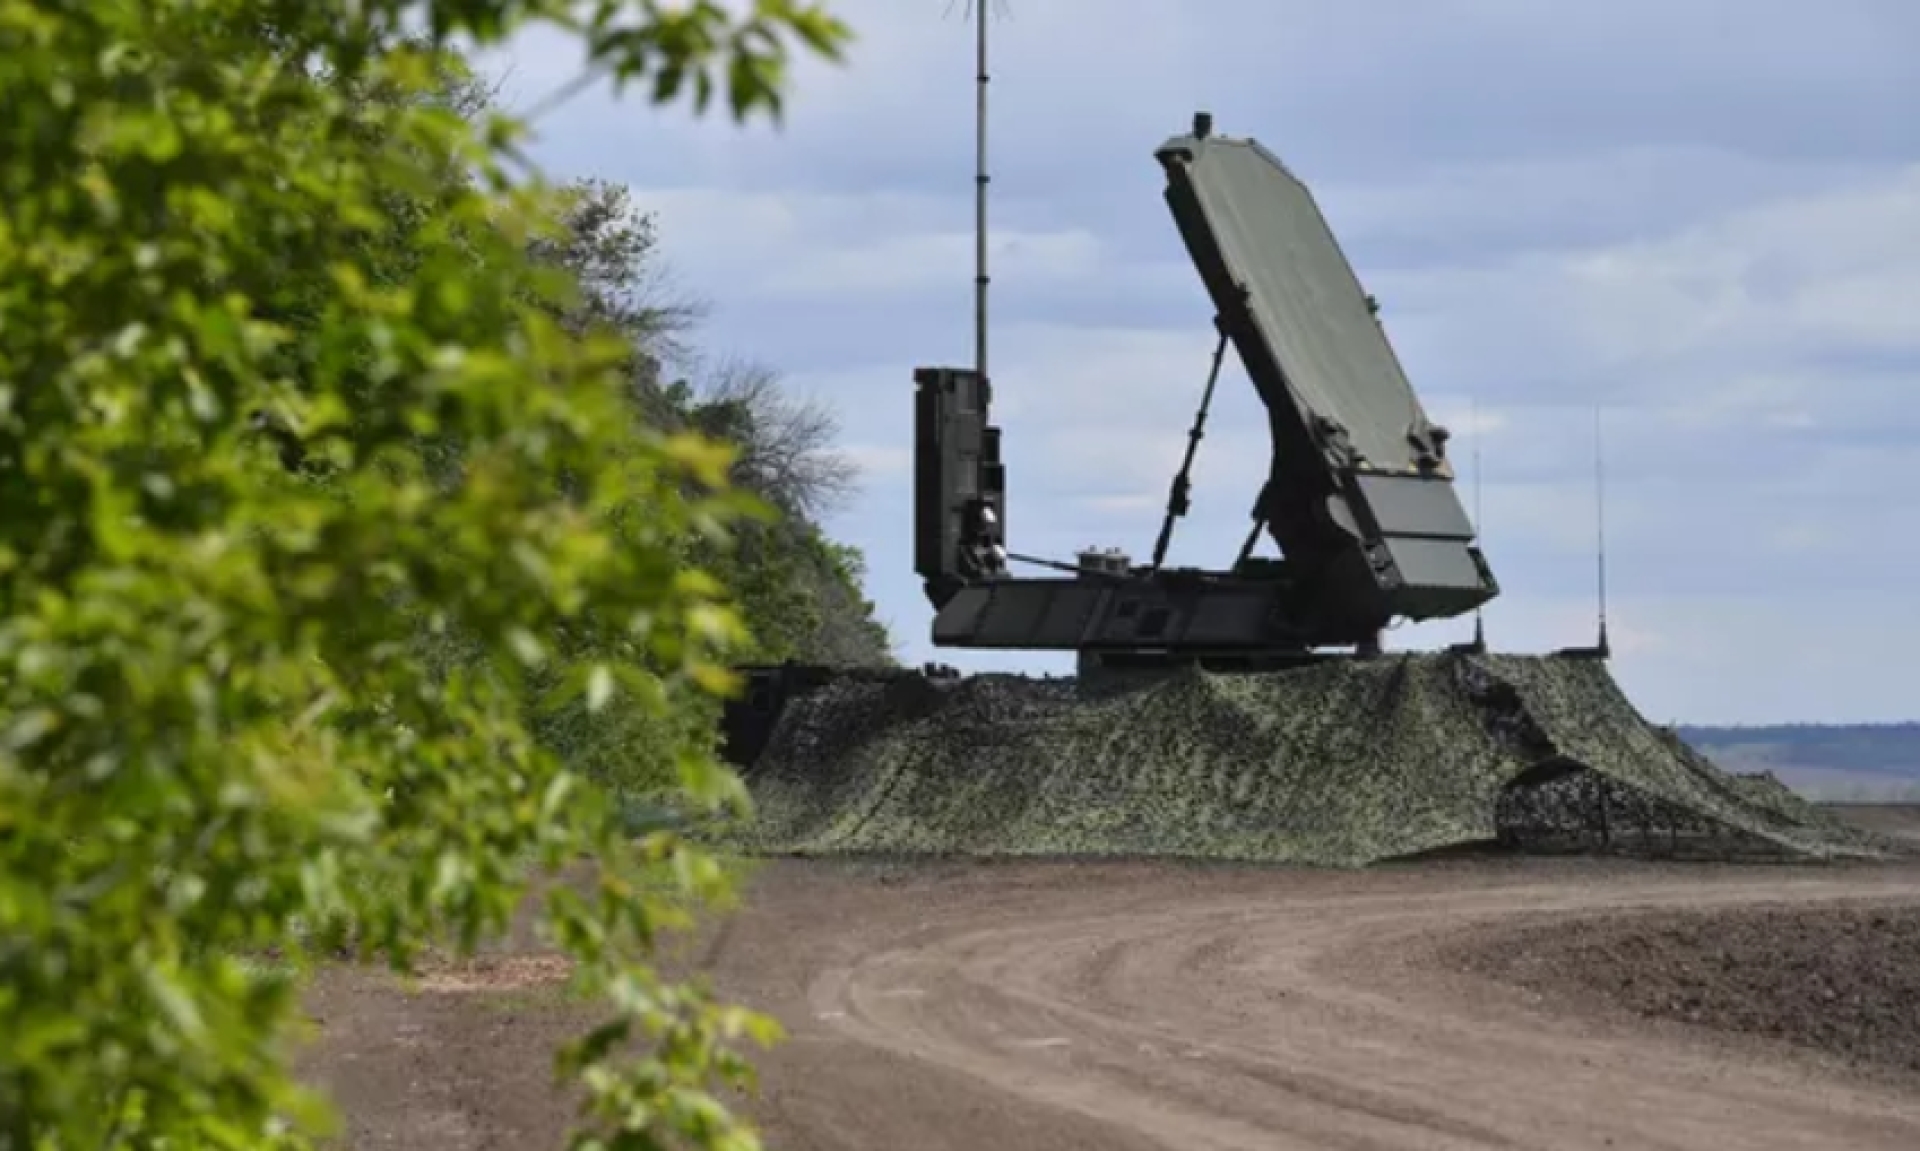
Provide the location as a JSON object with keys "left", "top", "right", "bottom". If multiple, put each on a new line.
{"left": 303, "top": 856, "right": 1920, "bottom": 1150}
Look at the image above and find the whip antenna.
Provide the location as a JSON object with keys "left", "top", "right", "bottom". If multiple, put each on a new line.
{"left": 1471, "top": 397, "right": 1486, "bottom": 651}
{"left": 1473, "top": 399, "right": 1484, "bottom": 538}
{"left": 950, "top": 0, "right": 1006, "bottom": 381}
{"left": 1593, "top": 405, "right": 1611, "bottom": 657}
{"left": 1447, "top": 396, "right": 1490, "bottom": 656}
{"left": 975, "top": 0, "right": 987, "bottom": 381}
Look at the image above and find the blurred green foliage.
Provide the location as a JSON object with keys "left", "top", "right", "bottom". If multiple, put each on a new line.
{"left": 0, "top": 0, "right": 850, "bottom": 1148}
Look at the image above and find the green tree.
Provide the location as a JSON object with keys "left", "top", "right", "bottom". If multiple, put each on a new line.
{"left": 503, "top": 173, "right": 894, "bottom": 802}
{"left": 519, "top": 179, "right": 895, "bottom": 671}
{"left": 0, "top": 2, "right": 848, "bottom": 1148}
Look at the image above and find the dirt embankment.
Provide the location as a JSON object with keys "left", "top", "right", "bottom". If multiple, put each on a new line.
{"left": 1449, "top": 902, "right": 1920, "bottom": 1079}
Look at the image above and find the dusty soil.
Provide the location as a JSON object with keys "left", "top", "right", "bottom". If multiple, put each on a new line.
{"left": 299, "top": 856, "right": 1920, "bottom": 1150}
{"left": 1451, "top": 903, "right": 1920, "bottom": 1079}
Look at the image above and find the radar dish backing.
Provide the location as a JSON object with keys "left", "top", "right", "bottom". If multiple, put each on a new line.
{"left": 1156, "top": 129, "right": 1442, "bottom": 475}
{"left": 1156, "top": 120, "right": 1494, "bottom": 626}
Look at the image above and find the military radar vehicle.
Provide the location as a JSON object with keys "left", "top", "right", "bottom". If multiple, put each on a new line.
{"left": 719, "top": 112, "right": 1501, "bottom": 768}
{"left": 916, "top": 111, "right": 1495, "bottom": 670}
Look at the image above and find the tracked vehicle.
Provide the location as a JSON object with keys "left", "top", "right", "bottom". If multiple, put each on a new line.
{"left": 720, "top": 111, "right": 1513, "bottom": 769}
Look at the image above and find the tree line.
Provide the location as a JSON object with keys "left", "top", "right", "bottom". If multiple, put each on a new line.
{"left": 1680, "top": 724, "right": 1920, "bottom": 778}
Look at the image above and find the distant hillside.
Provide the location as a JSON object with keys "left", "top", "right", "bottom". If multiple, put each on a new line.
{"left": 1677, "top": 723, "right": 1920, "bottom": 800}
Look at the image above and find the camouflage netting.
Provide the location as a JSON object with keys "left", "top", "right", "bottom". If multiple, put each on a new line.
{"left": 731, "top": 653, "right": 1897, "bottom": 867}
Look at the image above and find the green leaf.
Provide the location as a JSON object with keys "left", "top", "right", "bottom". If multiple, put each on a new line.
{"left": 142, "top": 965, "right": 209, "bottom": 1047}
{"left": 586, "top": 664, "right": 615, "bottom": 713}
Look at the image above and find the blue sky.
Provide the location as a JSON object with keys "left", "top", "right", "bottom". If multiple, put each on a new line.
{"left": 487, "top": 1, "right": 1920, "bottom": 726}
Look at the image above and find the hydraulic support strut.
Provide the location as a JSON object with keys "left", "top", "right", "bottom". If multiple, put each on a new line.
{"left": 1149, "top": 325, "right": 1231, "bottom": 571}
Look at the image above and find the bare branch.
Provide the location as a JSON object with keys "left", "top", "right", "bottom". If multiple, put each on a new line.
{"left": 687, "top": 356, "right": 858, "bottom": 519}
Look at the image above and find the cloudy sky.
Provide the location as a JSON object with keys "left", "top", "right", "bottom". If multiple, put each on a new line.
{"left": 488, "top": 1, "right": 1920, "bottom": 726}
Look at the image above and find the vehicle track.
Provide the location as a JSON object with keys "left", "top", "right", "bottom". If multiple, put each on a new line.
{"left": 303, "top": 857, "right": 1920, "bottom": 1150}
{"left": 798, "top": 863, "right": 1920, "bottom": 1150}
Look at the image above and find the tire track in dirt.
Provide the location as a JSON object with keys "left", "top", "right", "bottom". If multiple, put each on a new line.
{"left": 805, "top": 868, "right": 1920, "bottom": 1151}
{"left": 301, "top": 858, "right": 1920, "bottom": 1150}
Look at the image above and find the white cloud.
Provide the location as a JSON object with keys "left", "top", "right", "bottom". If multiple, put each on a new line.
{"left": 842, "top": 443, "right": 911, "bottom": 476}
{"left": 614, "top": 184, "right": 1150, "bottom": 306}
{"left": 1766, "top": 520, "right": 1839, "bottom": 553}
{"left": 1561, "top": 167, "right": 1920, "bottom": 359}
{"left": 1368, "top": 162, "right": 1920, "bottom": 412}
{"left": 1321, "top": 147, "right": 1886, "bottom": 262}
{"left": 762, "top": 227, "right": 1103, "bottom": 297}
{"left": 1658, "top": 372, "right": 1821, "bottom": 431}
{"left": 1078, "top": 494, "right": 1161, "bottom": 516}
